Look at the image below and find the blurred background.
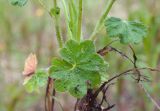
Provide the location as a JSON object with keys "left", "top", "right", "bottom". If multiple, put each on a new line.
{"left": 0, "top": 0, "right": 160, "bottom": 111}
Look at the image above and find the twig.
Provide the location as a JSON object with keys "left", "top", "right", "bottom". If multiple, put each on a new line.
{"left": 52, "top": 96, "right": 64, "bottom": 111}
{"left": 93, "top": 67, "right": 160, "bottom": 99}
{"left": 103, "top": 104, "right": 115, "bottom": 111}
{"left": 97, "top": 45, "right": 134, "bottom": 64}
{"left": 129, "top": 45, "right": 141, "bottom": 82}
{"left": 110, "top": 46, "right": 134, "bottom": 64}
{"left": 97, "top": 43, "right": 160, "bottom": 111}
{"left": 99, "top": 83, "right": 115, "bottom": 106}
{"left": 130, "top": 74, "right": 151, "bottom": 82}
{"left": 93, "top": 69, "right": 134, "bottom": 99}
{"left": 97, "top": 43, "right": 152, "bottom": 83}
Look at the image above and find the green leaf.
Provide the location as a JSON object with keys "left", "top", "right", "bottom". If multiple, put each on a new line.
{"left": 105, "top": 17, "right": 147, "bottom": 44}
{"left": 54, "top": 80, "right": 70, "bottom": 92}
{"left": 50, "top": 40, "right": 108, "bottom": 98}
{"left": 24, "top": 70, "right": 48, "bottom": 93}
{"left": 10, "top": 0, "right": 28, "bottom": 7}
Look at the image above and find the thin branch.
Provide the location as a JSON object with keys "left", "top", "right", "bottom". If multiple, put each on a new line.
{"left": 97, "top": 43, "right": 160, "bottom": 111}
{"left": 97, "top": 43, "right": 149, "bottom": 83}
{"left": 93, "top": 67, "right": 160, "bottom": 99}
{"left": 129, "top": 45, "right": 141, "bottom": 82}
{"left": 52, "top": 96, "right": 64, "bottom": 111}
{"left": 93, "top": 69, "right": 134, "bottom": 99}
{"left": 97, "top": 45, "right": 134, "bottom": 64}
{"left": 103, "top": 104, "right": 115, "bottom": 111}
{"left": 99, "top": 83, "right": 115, "bottom": 106}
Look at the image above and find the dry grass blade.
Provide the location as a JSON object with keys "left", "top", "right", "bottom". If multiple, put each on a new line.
{"left": 139, "top": 83, "right": 160, "bottom": 110}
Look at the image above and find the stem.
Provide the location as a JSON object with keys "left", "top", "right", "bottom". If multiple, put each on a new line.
{"left": 93, "top": 67, "right": 160, "bottom": 99}
{"left": 45, "top": 78, "right": 54, "bottom": 111}
{"left": 68, "top": 0, "right": 78, "bottom": 40}
{"left": 45, "top": 1, "right": 63, "bottom": 111}
{"left": 89, "top": 0, "right": 116, "bottom": 40}
{"left": 77, "top": 0, "right": 83, "bottom": 41}
{"left": 38, "top": 0, "right": 63, "bottom": 46}
{"left": 53, "top": 0, "right": 63, "bottom": 48}
{"left": 62, "top": 0, "right": 73, "bottom": 39}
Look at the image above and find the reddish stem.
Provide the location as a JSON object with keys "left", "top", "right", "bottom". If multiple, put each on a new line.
{"left": 45, "top": 77, "right": 55, "bottom": 111}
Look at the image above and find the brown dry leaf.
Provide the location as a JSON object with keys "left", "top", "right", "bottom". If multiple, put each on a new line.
{"left": 22, "top": 53, "right": 37, "bottom": 76}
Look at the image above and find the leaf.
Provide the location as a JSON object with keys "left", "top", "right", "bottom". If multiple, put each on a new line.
{"left": 24, "top": 69, "right": 48, "bottom": 92}
{"left": 10, "top": 0, "right": 28, "bottom": 7}
{"left": 23, "top": 53, "right": 37, "bottom": 76}
{"left": 105, "top": 17, "right": 147, "bottom": 44}
{"left": 50, "top": 40, "right": 108, "bottom": 98}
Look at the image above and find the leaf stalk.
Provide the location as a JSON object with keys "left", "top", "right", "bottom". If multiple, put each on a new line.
{"left": 53, "top": 0, "right": 63, "bottom": 48}
{"left": 89, "top": 0, "right": 116, "bottom": 40}
{"left": 77, "top": 0, "right": 83, "bottom": 42}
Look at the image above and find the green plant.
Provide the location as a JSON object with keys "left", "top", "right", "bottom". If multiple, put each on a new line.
{"left": 10, "top": 0, "right": 160, "bottom": 111}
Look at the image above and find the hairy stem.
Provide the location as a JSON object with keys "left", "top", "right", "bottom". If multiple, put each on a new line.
{"left": 53, "top": 0, "right": 63, "bottom": 48}
{"left": 62, "top": 0, "right": 73, "bottom": 39}
{"left": 77, "top": 0, "right": 83, "bottom": 41}
{"left": 90, "top": 0, "right": 116, "bottom": 40}
{"left": 45, "top": 1, "right": 64, "bottom": 111}
{"left": 38, "top": 0, "right": 63, "bottom": 46}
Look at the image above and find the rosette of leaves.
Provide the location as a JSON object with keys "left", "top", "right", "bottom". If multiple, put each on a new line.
{"left": 105, "top": 17, "right": 147, "bottom": 44}
{"left": 24, "top": 70, "right": 48, "bottom": 92}
{"left": 10, "top": 0, "right": 28, "bottom": 7}
{"left": 50, "top": 40, "right": 108, "bottom": 98}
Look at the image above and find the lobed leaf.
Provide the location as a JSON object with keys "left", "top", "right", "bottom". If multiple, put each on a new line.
{"left": 24, "top": 70, "right": 48, "bottom": 92}
{"left": 105, "top": 17, "right": 147, "bottom": 44}
{"left": 50, "top": 40, "right": 108, "bottom": 98}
